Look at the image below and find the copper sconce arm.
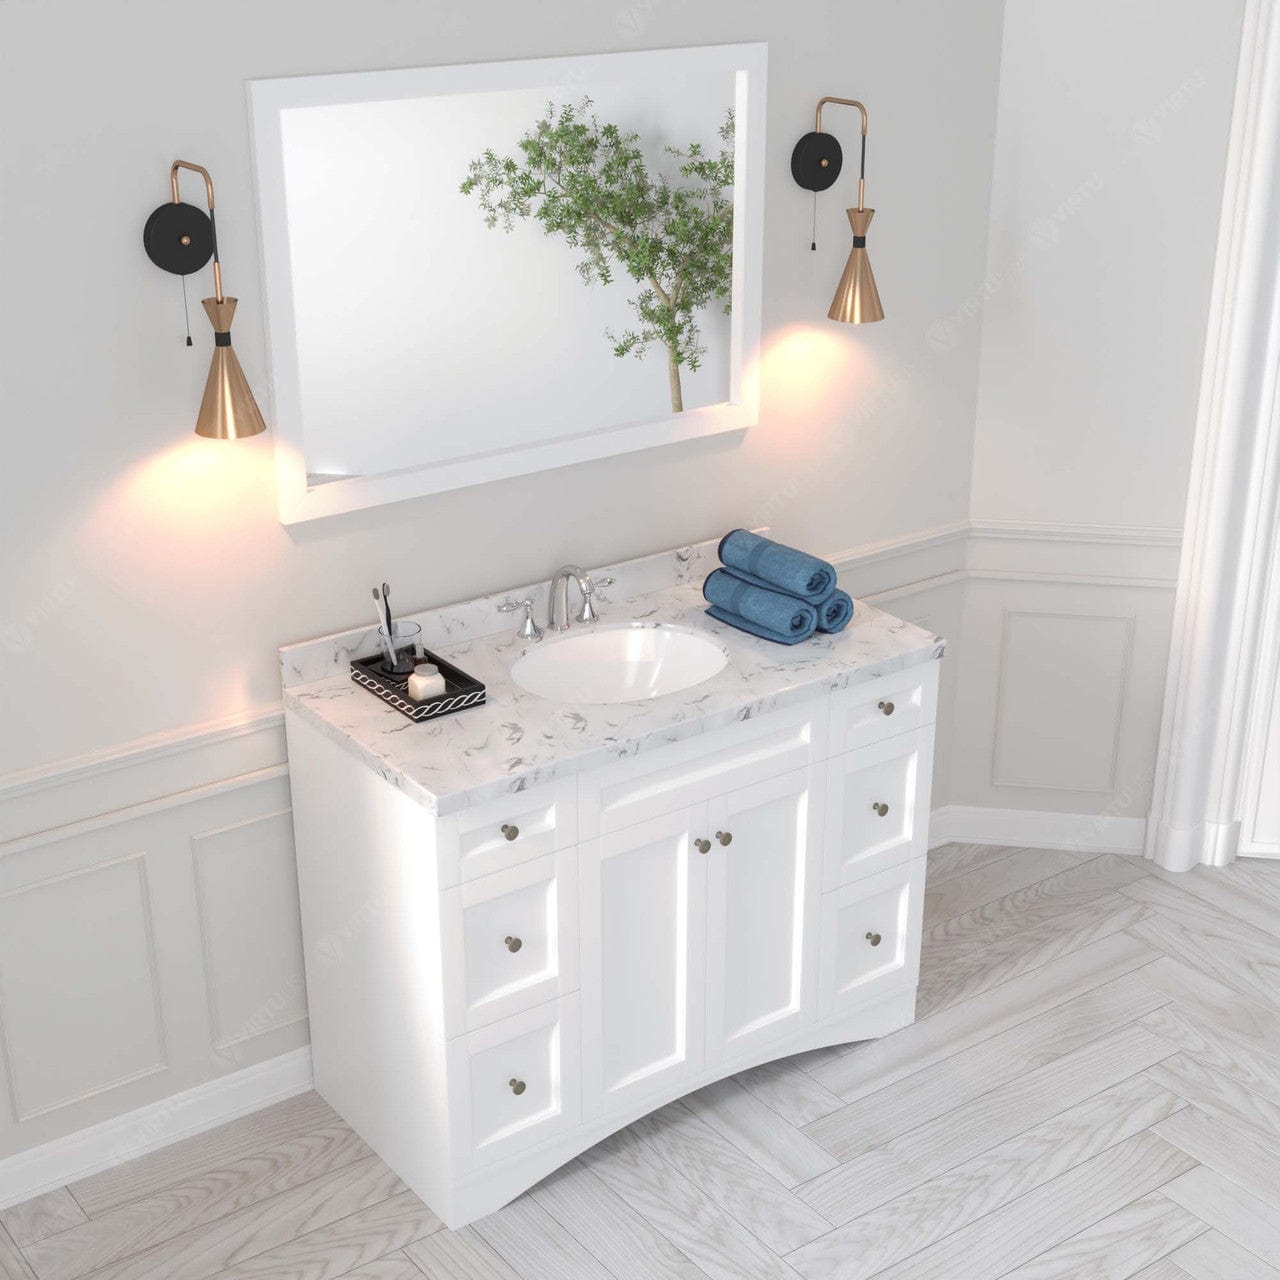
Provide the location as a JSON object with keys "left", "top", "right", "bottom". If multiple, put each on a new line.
{"left": 813, "top": 98, "right": 868, "bottom": 210}
{"left": 169, "top": 159, "right": 223, "bottom": 301}
{"left": 814, "top": 95, "right": 868, "bottom": 136}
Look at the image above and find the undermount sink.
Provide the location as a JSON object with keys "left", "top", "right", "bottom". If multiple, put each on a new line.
{"left": 512, "top": 623, "right": 729, "bottom": 704}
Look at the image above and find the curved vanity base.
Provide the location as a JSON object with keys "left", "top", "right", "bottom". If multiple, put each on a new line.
{"left": 438, "top": 988, "right": 916, "bottom": 1229}
{"left": 284, "top": 601, "right": 940, "bottom": 1235}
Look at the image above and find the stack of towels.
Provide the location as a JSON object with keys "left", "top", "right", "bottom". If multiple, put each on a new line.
{"left": 703, "top": 529, "right": 854, "bottom": 645}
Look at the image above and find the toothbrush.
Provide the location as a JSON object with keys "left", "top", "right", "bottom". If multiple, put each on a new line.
{"left": 373, "top": 587, "right": 396, "bottom": 667}
{"left": 381, "top": 582, "right": 394, "bottom": 638}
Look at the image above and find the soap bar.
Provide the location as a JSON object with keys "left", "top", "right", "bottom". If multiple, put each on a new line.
{"left": 407, "top": 663, "right": 447, "bottom": 702}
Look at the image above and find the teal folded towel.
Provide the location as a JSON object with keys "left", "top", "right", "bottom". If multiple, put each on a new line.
{"left": 703, "top": 569, "right": 818, "bottom": 644}
{"left": 817, "top": 589, "right": 854, "bottom": 633}
{"left": 706, "top": 605, "right": 816, "bottom": 646}
{"left": 718, "top": 529, "right": 836, "bottom": 604}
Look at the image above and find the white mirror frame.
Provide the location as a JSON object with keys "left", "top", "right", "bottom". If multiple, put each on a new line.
{"left": 248, "top": 43, "right": 767, "bottom": 525}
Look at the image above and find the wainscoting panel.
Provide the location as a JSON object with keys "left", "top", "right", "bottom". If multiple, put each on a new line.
{"left": 192, "top": 810, "right": 307, "bottom": 1051}
{"left": 949, "top": 524, "right": 1180, "bottom": 836}
{"left": 0, "top": 855, "right": 166, "bottom": 1123}
{"left": 0, "top": 769, "right": 305, "bottom": 1169}
{"left": 992, "top": 610, "right": 1134, "bottom": 793}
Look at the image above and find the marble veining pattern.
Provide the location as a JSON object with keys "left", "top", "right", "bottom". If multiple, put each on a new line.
{"left": 282, "top": 565, "right": 945, "bottom": 815}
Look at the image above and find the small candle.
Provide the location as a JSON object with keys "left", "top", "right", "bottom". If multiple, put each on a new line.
{"left": 407, "top": 663, "right": 447, "bottom": 702}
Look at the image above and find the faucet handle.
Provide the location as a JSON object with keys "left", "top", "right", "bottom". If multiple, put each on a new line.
{"left": 498, "top": 598, "right": 543, "bottom": 641}
{"left": 576, "top": 575, "right": 614, "bottom": 624}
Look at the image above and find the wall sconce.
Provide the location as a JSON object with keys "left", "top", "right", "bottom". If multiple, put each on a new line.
{"left": 142, "top": 161, "right": 267, "bottom": 439}
{"left": 791, "top": 98, "right": 884, "bottom": 324}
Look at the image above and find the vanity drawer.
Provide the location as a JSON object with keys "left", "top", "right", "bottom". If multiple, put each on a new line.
{"left": 441, "top": 850, "right": 579, "bottom": 1035}
{"left": 817, "top": 859, "right": 924, "bottom": 1019}
{"left": 447, "top": 995, "right": 580, "bottom": 1173}
{"left": 823, "top": 726, "right": 935, "bottom": 889}
{"left": 438, "top": 777, "right": 578, "bottom": 886}
{"left": 578, "top": 701, "right": 829, "bottom": 837}
{"left": 829, "top": 662, "right": 939, "bottom": 754}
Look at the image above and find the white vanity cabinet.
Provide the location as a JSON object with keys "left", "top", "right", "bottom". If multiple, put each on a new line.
{"left": 285, "top": 658, "right": 939, "bottom": 1229}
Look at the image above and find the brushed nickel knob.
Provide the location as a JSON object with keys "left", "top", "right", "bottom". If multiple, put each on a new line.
{"left": 504, "top": 936, "right": 522, "bottom": 953}
{"left": 716, "top": 831, "right": 733, "bottom": 846}
{"left": 695, "top": 838, "right": 712, "bottom": 854}
{"left": 509, "top": 1078, "right": 526, "bottom": 1095}
{"left": 873, "top": 802, "right": 890, "bottom": 817}
{"left": 866, "top": 931, "right": 882, "bottom": 946}
{"left": 878, "top": 700, "right": 895, "bottom": 715}
{"left": 501, "top": 824, "right": 519, "bottom": 841}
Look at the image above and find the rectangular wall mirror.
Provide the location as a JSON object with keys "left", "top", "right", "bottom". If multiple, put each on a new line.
{"left": 249, "top": 43, "right": 766, "bottom": 524}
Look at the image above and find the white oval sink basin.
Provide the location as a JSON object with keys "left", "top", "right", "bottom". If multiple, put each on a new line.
{"left": 512, "top": 624, "right": 729, "bottom": 704}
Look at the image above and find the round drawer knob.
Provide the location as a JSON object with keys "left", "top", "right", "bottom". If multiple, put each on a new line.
{"left": 872, "top": 802, "right": 890, "bottom": 817}
{"left": 716, "top": 831, "right": 733, "bottom": 846}
{"left": 501, "top": 824, "right": 519, "bottom": 841}
{"left": 878, "top": 700, "right": 895, "bottom": 716}
{"left": 509, "top": 1078, "right": 526, "bottom": 1095}
{"left": 504, "top": 936, "right": 522, "bottom": 953}
{"left": 694, "top": 838, "right": 712, "bottom": 854}
{"left": 866, "top": 931, "right": 883, "bottom": 947}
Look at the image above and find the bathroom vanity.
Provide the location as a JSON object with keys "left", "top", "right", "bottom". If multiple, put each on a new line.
{"left": 280, "top": 539, "right": 943, "bottom": 1227}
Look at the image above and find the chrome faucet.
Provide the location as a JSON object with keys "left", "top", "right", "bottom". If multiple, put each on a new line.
{"left": 547, "top": 565, "right": 613, "bottom": 632}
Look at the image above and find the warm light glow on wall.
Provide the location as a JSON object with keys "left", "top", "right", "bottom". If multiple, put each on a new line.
{"left": 759, "top": 325, "right": 877, "bottom": 417}
{"left": 80, "top": 437, "right": 277, "bottom": 598}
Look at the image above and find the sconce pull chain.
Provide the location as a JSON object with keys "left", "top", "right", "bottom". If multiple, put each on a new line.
{"left": 811, "top": 191, "right": 817, "bottom": 252}
{"left": 181, "top": 274, "right": 193, "bottom": 347}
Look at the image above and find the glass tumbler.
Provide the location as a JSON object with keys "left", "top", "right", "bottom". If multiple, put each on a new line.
{"left": 380, "top": 620, "right": 423, "bottom": 677}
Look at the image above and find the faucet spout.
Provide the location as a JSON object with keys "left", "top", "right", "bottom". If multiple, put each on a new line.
{"left": 547, "top": 565, "right": 590, "bottom": 633}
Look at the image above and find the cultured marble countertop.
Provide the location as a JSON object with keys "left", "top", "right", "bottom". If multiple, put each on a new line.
{"left": 282, "top": 581, "right": 946, "bottom": 816}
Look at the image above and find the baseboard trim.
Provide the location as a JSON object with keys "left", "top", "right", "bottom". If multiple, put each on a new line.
{"left": 0, "top": 1048, "right": 313, "bottom": 1212}
{"left": 930, "top": 804, "right": 1147, "bottom": 856}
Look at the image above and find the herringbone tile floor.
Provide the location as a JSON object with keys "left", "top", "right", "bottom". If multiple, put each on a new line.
{"left": 4, "top": 843, "right": 1279, "bottom": 1280}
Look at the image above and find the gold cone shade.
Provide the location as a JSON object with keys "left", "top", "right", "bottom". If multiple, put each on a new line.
{"left": 195, "top": 297, "right": 267, "bottom": 439}
{"left": 828, "top": 207, "right": 884, "bottom": 324}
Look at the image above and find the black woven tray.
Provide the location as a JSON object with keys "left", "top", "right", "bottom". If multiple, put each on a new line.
{"left": 350, "top": 648, "right": 486, "bottom": 722}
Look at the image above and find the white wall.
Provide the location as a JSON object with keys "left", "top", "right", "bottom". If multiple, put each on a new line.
{"left": 946, "top": 0, "right": 1247, "bottom": 834}
{"left": 0, "top": 0, "right": 1005, "bottom": 1177}
{"left": 0, "top": 0, "right": 1004, "bottom": 777}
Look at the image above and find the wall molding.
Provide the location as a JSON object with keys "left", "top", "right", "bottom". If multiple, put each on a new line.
{"left": 930, "top": 804, "right": 1146, "bottom": 855}
{"left": 0, "top": 1047, "right": 313, "bottom": 1212}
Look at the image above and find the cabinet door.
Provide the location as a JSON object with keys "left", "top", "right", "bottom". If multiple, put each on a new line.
{"left": 817, "top": 859, "right": 925, "bottom": 1018}
{"left": 705, "top": 766, "right": 824, "bottom": 1066}
{"left": 824, "top": 725, "right": 935, "bottom": 888}
{"left": 440, "top": 848, "right": 578, "bottom": 1036}
{"left": 580, "top": 807, "right": 707, "bottom": 1119}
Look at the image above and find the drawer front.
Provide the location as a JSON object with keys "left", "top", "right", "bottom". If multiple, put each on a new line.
{"left": 578, "top": 701, "right": 829, "bottom": 838}
{"left": 438, "top": 777, "right": 578, "bottom": 886}
{"left": 830, "top": 662, "right": 939, "bottom": 754}
{"left": 441, "top": 850, "right": 579, "bottom": 1035}
{"left": 448, "top": 995, "right": 580, "bottom": 1172}
{"left": 823, "top": 725, "right": 935, "bottom": 889}
{"left": 817, "top": 859, "right": 924, "bottom": 1019}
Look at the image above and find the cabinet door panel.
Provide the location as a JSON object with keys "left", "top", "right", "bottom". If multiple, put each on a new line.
{"left": 440, "top": 848, "right": 578, "bottom": 1035}
{"left": 818, "top": 859, "right": 924, "bottom": 1017}
{"left": 705, "top": 766, "right": 824, "bottom": 1065}
{"left": 830, "top": 662, "right": 939, "bottom": 754}
{"left": 580, "top": 808, "right": 706, "bottom": 1118}
{"left": 446, "top": 995, "right": 580, "bottom": 1172}
{"left": 824, "top": 726, "right": 934, "bottom": 888}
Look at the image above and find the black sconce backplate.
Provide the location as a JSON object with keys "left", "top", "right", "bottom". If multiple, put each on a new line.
{"left": 143, "top": 201, "right": 214, "bottom": 275}
{"left": 790, "top": 131, "right": 844, "bottom": 192}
